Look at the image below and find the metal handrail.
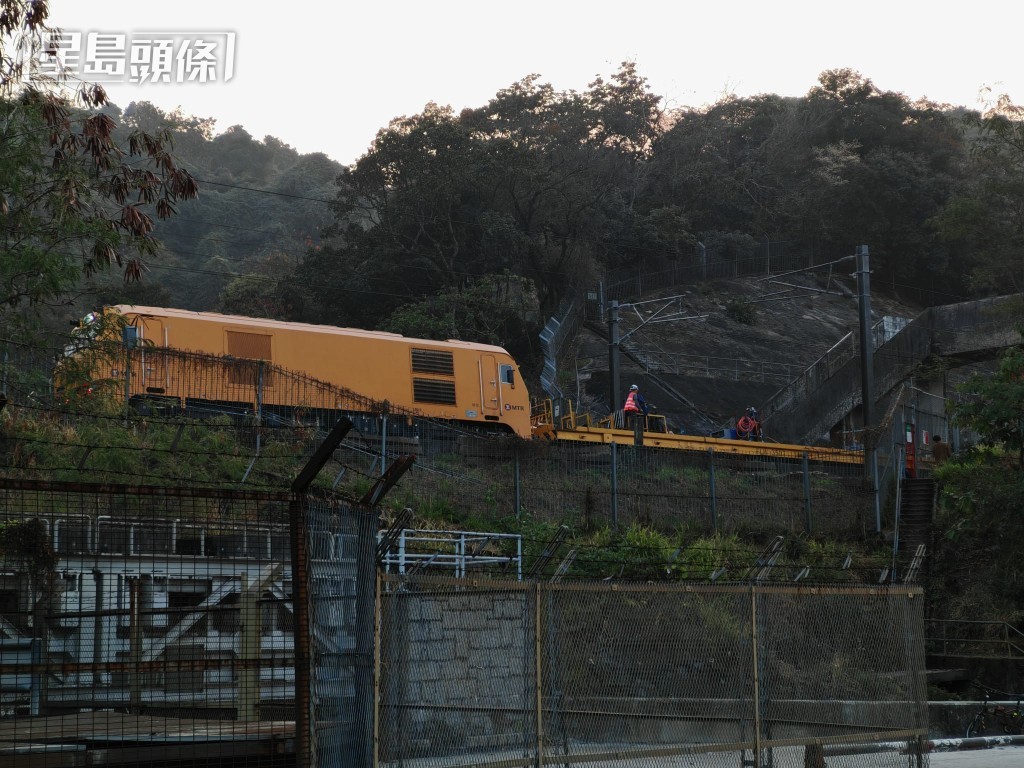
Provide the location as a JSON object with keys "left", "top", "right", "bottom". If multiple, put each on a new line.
{"left": 760, "top": 332, "right": 855, "bottom": 418}
{"left": 760, "top": 315, "right": 900, "bottom": 422}
{"left": 377, "top": 528, "right": 524, "bottom": 580}
{"left": 926, "top": 619, "right": 1024, "bottom": 660}
{"left": 622, "top": 346, "right": 800, "bottom": 383}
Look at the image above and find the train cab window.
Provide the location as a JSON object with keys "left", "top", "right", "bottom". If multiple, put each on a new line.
{"left": 500, "top": 364, "right": 515, "bottom": 387}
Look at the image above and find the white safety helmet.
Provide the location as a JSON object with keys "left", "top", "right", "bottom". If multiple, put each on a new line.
{"left": 630, "top": 384, "right": 639, "bottom": 391}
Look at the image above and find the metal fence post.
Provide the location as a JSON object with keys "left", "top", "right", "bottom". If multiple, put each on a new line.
{"left": 124, "top": 343, "right": 131, "bottom": 407}
{"left": 354, "top": 506, "right": 377, "bottom": 768}
{"left": 122, "top": 325, "right": 138, "bottom": 412}
{"left": 873, "top": 451, "right": 882, "bottom": 534}
{"left": 239, "top": 573, "right": 258, "bottom": 722}
{"left": 708, "top": 449, "right": 717, "bottom": 534}
{"left": 289, "top": 495, "right": 313, "bottom": 768}
{"left": 750, "top": 586, "right": 762, "bottom": 768}
{"left": 373, "top": 569, "right": 383, "bottom": 767}
{"left": 29, "top": 637, "right": 41, "bottom": 716}
{"left": 802, "top": 452, "right": 812, "bottom": 534}
{"left": 242, "top": 362, "right": 265, "bottom": 483}
{"left": 290, "top": 420, "right": 354, "bottom": 768}
{"left": 128, "top": 576, "right": 142, "bottom": 715}
{"left": 256, "top": 360, "right": 264, "bottom": 451}
{"left": 514, "top": 444, "right": 522, "bottom": 521}
{"left": 610, "top": 442, "right": 618, "bottom": 531}
{"left": 256, "top": 360, "right": 263, "bottom": 421}
{"left": 534, "top": 582, "right": 544, "bottom": 764}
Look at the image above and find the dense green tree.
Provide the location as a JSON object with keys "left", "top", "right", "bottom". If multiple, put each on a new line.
{"left": 465, "top": 72, "right": 654, "bottom": 280}
{"left": 384, "top": 273, "right": 539, "bottom": 346}
{"left": 643, "top": 69, "right": 966, "bottom": 296}
{"left": 929, "top": 452, "right": 1024, "bottom": 624}
{"left": 0, "top": 2, "right": 198, "bottom": 328}
{"left": 300, "top": 63, "right": 664, "bottom": 345}
{"left": 799, "top": 70, "right": 963, "bottom": 291}
{"left": 218, "top": 251, "right": 302, "bottom": 319}
{"left": 106, "top": 101, "right": 341, "bottom": 311}
{"left": 645, "top": 94, "right": 806, "bottom": 237}
{"left": 951, "top": 344, "right": 1024, "bottom": 467}
{"left": 929, "top": 344, "right": 1024, "bottom": 625}
{"left": 930, "top": 94, "right": 1024, "bottom": 296}
{"left": 90, "top": 277, "right": 174, "bottom": 310}
{"left": 2, "top": 37, "right": 1003, "bottom": 347}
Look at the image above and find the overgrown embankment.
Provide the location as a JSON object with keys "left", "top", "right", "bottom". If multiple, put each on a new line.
{"left": 0, "top": 393, "right": 898, "bottom": 584}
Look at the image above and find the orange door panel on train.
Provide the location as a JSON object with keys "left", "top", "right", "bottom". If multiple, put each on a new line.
{"left": 137, "top": 317, "right": 167, "bottom": 394}
{"left": 480, "top": 354, "right": 499, "bottom": 415}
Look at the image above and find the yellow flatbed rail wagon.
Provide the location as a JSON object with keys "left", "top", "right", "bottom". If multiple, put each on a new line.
{"left": 531, "top": 400, "right": 864, "bottom": 465}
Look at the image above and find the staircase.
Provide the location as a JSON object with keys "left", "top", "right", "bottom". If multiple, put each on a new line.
{"left": 759, "top": 294, "right": 1024, "bottom": 446}
{"left": 897, "top": 478, "right": 935, "bottom": 582}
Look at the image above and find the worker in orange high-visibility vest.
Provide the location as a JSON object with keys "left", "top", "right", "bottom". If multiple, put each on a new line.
{"left": 623, "top": 384, "right": 648, "bottom": 446}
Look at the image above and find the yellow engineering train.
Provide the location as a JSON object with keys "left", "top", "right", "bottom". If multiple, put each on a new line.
{"left": 70, "top": 305, "right": 862, "bottom": 465}
{"left": 75, "top": 305, "right": 533, "bottom": 436}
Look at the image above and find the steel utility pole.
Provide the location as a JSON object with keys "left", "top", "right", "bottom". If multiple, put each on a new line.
{"left": 608, "top": 300, "right": 621, "bottom": 415}
{"left": 855, "top": 245, "right": 875, "bottom": 479}
{"left": 856, "top": 245, "right": 874, "bottom": 433}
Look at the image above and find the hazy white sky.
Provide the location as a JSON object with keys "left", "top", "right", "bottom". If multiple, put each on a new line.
{"left": 49, "top": 1, "right": 1021, "bottom": 167}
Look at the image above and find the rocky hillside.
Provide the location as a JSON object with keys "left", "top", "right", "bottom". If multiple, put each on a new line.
{"left": 568, "top": 273, "right": 923, "bottom": 437}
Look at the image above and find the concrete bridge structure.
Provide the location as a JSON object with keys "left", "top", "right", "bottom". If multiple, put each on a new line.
{"left": 761, "top": 294, "right": 1024, "bottom": 447}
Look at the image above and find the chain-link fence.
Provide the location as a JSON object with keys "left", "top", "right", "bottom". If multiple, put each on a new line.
{"left": 0, "top": 323, "right": 964, "bottom": 545}
{"left": 0, "top": 478, "right": 302, "bottom": 767}
{"left": 601, "top": 242, "right": 828, "bottom": 306}
{"left": 537, "top": 240, "right": 834, "bottom": 401}
{"left": 324, "top": 428, "right": 875, "bottom": 540}
{"left": 56, "top": 338, "right": 425, "bottom": 423}
{"left": 305, "top": 495, "right": 369, "bottom": 768}
{"left": 376, "top": 574, "right": 928, "bottom": 767}
{"left": 540, "top": 291, "right": 585, "bottom": 400}
{"left": 0, "top": 327, "right": 955, "bottom": 768}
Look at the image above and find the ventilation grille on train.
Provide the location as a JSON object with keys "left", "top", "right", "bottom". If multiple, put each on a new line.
{"left": 226, "top": 331, "right": 274, "bottom": 387}
{"left": 411, "top": 348, "right": 455, "bottom": 376}
{"left": 413, "top": 378, "right": 457, "bottom": 405}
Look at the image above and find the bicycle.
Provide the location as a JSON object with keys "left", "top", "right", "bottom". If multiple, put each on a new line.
{"left": 965, "top": 686, "right": 1024, "bottom": 737}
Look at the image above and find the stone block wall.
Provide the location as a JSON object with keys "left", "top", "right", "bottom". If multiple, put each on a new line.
{"left": 380, "top": 587, "right": 535, "bottom": 758}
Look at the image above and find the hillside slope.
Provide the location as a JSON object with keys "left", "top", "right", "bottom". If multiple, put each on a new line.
{"left": 568, "top": 273, "right": 922, "bottom": 437}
